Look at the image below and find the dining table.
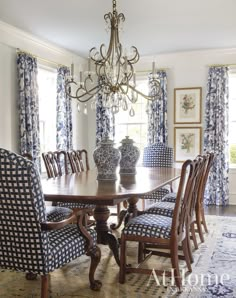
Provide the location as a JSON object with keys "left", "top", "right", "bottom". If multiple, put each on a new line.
{"left": 42, "top": 166, "right": 181, "bottom": 266}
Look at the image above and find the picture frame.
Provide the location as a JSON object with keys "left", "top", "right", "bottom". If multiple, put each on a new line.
{"left": 174, "top": 127, "right": 202, "bottom": 162}
{"left": 174, "top": 87, "right": 202, "bottom": 124}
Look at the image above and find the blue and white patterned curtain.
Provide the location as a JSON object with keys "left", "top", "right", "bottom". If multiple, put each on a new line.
{"left": 56, "top": 66, "right": 73, "bottom": 151}
{"left": 147, "top": 70, "right": 168, "bottom": 145}
{"left": 17, "top": 52, "right": 41, "bottom": 170}
{"left": 204, "top": 66, "right": 229, "bottom": 206}
{"left": 96, "top": 78, "right": 115, "bottom": 145}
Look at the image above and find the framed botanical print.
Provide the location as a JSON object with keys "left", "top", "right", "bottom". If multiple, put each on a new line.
{"left": 174, "top": 127, "right": 202, "bottom": 162}
{"left": 174, "top": 87, "right": 202, "bottom": 124}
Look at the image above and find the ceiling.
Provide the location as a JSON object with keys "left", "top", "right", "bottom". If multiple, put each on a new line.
{"left": 1, "top": 0, "right": 236, "bottom": 58}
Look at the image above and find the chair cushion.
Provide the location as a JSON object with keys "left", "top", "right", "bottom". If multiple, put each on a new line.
{"left": 47, "top": 225, "right": 97, "bottom": 273}
{"left": 46, "top": 206, "right": 73, "bottom": 222}
{"left": 144, "top": 201, "right": 175, "bottom": 217}
{"left": 161, "top": 192, "right": 177, "bottom": 203}
{"left": 143, "top": 187, "right": 170, "bottom": 203}
{"left": 123, "top": 214, "right": 172, "bottom": 239}
{"left": 57, "top": 202, "right": 96, "bottom": 209}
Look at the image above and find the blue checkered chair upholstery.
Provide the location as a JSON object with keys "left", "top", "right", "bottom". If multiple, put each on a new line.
{"left": 142, "top": 143, "right": 174, "bottom": 207}
{"left": 144, "top": 201, "right": 175, "bottom": 217}
{"left": 22, "top": 152, "right": 73, "bottom": 222}
{"left": 161, "top": 192, "right": 177, "bottom": 203}
{"left": 0, "top": 148, "right": 101, "bottom": 297}
{"left": 123, "top": 213, "right": 172, "bottom": 239}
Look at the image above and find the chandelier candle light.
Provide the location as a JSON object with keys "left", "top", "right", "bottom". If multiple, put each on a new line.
{"left": 66, "top": 0, "right": 161, "bottom": 116}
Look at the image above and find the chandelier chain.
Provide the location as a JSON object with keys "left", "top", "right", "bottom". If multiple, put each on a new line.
{"left": 113, "top": 0, "right": 117, "bottom": 13}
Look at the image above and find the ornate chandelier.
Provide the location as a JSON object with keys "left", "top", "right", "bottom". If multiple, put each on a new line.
{"left": 66, "top": 0, "right": 161, "bottom": 116}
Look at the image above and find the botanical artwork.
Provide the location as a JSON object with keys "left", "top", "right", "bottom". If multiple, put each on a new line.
{"left": 174, "top": 87, "right": 202, "bottom": 123}
{"left": 180, "top": 133, "right": 194, "bottom": 153}
{"left": 175, "top": 127, "right": 201, "bottom": 162}
{"left": 181, "top": 94, "right": 195, "bottom": 114}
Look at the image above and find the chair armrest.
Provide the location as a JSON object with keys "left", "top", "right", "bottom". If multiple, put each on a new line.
{"left": 76, "top": 209, "right": 95, "bottom": 251}
{"left": 41, "top": 208, "right": 95, "bottom": 251}
{"left": 41, "top": 213, "right": 77, "bottom": 231}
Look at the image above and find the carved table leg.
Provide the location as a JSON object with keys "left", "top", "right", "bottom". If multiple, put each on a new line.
{"left": 124, "top": 197, "right": 139, "bottom": 225}
{"left": 110, "top": 209, "right": 128, "bottom": 230}
{"left": 110, "top": 197, "right": 139, "bottom": 229}
{"left": 93, "top": 205, "right": 120, "bottom": 266}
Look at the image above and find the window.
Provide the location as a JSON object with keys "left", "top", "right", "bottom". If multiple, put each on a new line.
{"left": 114, "top": 79, "right": 149, "bottom": 161}
{"left": 229, "top": 71, "right": 236, "bottom": 166}
{"left": 38, "top": 66, "right": 57, "bottom": 170}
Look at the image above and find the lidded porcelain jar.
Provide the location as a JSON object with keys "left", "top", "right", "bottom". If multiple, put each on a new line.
{"left": 119, "top": 136, "right": 140, "bottom": 174}
{"left": 93, "top": 136, "right": 121, "bottom": 181}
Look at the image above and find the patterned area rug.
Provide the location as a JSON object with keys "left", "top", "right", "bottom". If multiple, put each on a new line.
{"left": 0, "top": 215, "right": 236, "bottom": 298}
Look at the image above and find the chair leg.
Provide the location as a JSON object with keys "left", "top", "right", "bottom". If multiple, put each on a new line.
{"left": 138, "top": 242, "right": 145, "bottom": 263}
{"left": 196, "top": 209, "right": 204, "bottom": 243}
{"left": 186, "top": 225, "right": 194, "bottom": 263}
{"left": 41, "top": 275, "right": 48, "bottom": 298}
{"left": 190, "top": 222, "right": 198, "bottom": 250}
{"left": 87, "top": 245, "right": 102, "bottom": 291}
{"left": 182, "top": 238, "right": 192, "bottom": 273}
{"left": 201, "top": 207, "right": 208, "bottom": 233}
{"left": 170, "top": 240, "right": 181, "bottom": 290}
{"left": 119, "top": 235, "right": 126, "bottom": 284}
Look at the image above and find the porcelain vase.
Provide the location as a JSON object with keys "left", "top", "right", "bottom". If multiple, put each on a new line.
{"left": 93, "top": 137, "right": 121, "bottom": 181}
{"left": 119, "top": 136, "right": 140, "bottom": 174}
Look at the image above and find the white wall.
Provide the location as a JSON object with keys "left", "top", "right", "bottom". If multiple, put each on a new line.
{"left": 87, "top": 48, "right": 236, "bottom": 204}
{"left": 0, "top": 20, "right": 88, "bottom": 153}
{"left": 1, "top": 20, "right": 235, "bottom": 204}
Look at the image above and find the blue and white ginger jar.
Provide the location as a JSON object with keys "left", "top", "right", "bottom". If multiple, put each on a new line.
{"left": 119, "top": 136, "right": 140, "bottom": 174}
{"left": 93, "top": 137, "right": 121, "bottom": 181}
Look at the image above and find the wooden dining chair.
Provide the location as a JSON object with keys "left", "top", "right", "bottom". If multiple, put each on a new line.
{"left": 160, "top": 152, "right": 215, "bottom": 244}
{"left": 195, "top": 152, "right": 215, "bottom": 242}
{"left": 42, "top": 150, "right": 95, "bottom": 211}
{"left": 142, "top": 155, "right": 206, "bottom": 263}
{"left": 42, "top": 150, "right": 69, "bottom": 178}
{"left": 68, "top": 149, "right": 90, "bottom": 173}
{"left": 119, "top": 158, "right": 198, "bottom": 289}
{"left": 0, "top": 148, "right": 102, "bottom": 297}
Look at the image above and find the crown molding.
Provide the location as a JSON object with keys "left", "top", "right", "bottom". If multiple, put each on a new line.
{"left": 0, "top": 20, "right": 83, "bottom": 60}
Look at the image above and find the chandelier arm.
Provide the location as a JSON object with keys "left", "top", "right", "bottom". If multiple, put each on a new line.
{"left": 128, "top": 47, "right": 140, "bottom": 64}
{"left": 75, "top": 84, "right": 102, "bottom": 103}
{"left": 83, "top": 76, "right": 98, "bottom": 95}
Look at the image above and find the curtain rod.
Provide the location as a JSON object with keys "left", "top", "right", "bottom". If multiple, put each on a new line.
{"left": 16, "top": 48, "right": 68, "bottom": 68}
{"left": 207, "top": 63, "right": 236, "bottom": 67}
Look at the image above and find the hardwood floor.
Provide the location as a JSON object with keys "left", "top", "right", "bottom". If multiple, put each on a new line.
{"left": 205, "top": 205, "right": 236, "bottom": 217}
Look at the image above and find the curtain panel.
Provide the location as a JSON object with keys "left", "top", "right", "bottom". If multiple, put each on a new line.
{"left": 147, "top": 70, "right": 168, "bottom": 145}
{"left": 204, "top": 66, "right": 229, "bottom": 206}
{"left": 56, "top": 66, "right": 73, "bottom": 151}
{"left": 96, "top": 78, "right": 115, "bottom": 145}
{"left": 16, "top": 52, "right": 41, "bottom": 170}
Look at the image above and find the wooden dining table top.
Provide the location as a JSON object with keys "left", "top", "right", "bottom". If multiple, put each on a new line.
{"left": 42, "top": 166, "right": 181, "bottom": 206}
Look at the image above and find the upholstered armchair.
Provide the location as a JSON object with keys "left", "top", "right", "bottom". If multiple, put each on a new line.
{"left": 0, "top": 148, "right": 102, "bottom": 298}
